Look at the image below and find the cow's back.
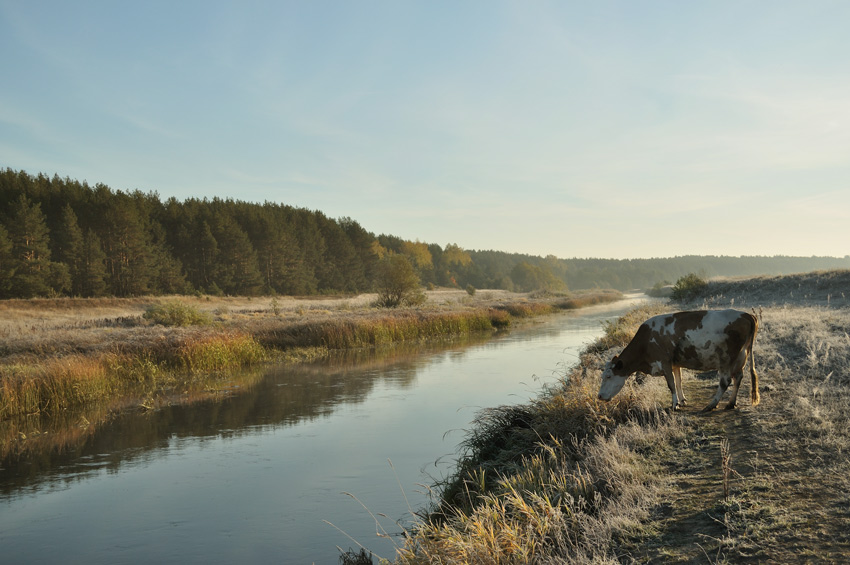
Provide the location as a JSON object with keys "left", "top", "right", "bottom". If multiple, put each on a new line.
{"left": 644, "top": 309, "right": 754, "bottom": 371}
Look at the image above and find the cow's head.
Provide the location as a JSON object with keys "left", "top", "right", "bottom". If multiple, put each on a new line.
{"left": 597, "top": 355, "right": 629, "bottom": 401}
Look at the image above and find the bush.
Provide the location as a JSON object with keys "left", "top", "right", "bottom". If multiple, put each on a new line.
{"left": 143, "top": 301, "right": 213, "bottom": 326}
{"left": 374, "top": 255, "right": 424, "bottom": 308}
{"left": 671, "top": 273, "right": 708, "bottom": 301}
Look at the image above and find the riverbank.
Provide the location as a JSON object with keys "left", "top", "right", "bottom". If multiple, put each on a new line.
{"left": 0, "top": 288, "right": 621, "bottom": 455}
{"left": 395, "top": 270, "right": 850, "bottom": 563}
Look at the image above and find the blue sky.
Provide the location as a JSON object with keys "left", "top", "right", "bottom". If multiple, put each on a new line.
{"left": 2, "top": 1, "right": 849, "bottom": 259}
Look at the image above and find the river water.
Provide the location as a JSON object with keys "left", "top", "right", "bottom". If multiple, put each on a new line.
{"left": 0, "top": 296, "right": 646, "bottom": 564}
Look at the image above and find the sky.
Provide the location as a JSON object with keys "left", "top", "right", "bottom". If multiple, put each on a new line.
{"left": 1, "top": 1, "right": 849, "bottom": 259}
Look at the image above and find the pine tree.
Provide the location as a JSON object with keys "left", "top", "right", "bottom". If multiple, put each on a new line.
{"left": 210, "top": 210, "right": 263, "bottom": 295}
{"left": 340, "top": 217, "right": 378, "bottom": 289}
{"left": 78, "top": 229, "right": 108, "bottom": 297}
{"left": 55, "top": 204, "right": 85, "bottom": 295}
{"left": 286, "top": 211, "right": 322, "bottom": 295}
{"left": 4, "top": 195, "right": 57, "bottom": 297}
{"left": 318, "top": 217, "right": 364, "bottom": 292}
{"left": 0, "top": 223, "right": 14, "bottom": 297}
{"left": 252, "top": 211, "right": 296, "bottom": 295}
{"left": 100, "top": 200, "right": 154, "bottom": 296}
{"left": 193, "top": 220, "right": 219, "bottom": 292}
{"left": 148, "top": 220, "right": 188, "bottom": 294}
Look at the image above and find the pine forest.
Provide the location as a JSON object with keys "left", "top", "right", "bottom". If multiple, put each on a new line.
{"left": 1, "top": 168, "right": 848, "bottom": 299}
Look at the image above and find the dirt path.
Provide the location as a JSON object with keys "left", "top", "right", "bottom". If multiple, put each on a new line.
{"left": 637, "top": 372, "right": 850, "bottom": 563}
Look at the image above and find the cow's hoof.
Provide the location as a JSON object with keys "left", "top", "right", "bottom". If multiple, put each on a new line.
{"left": 700, "top": 405, "right": 716, "bottom": 413}
{"left": 724, "top": 402, "right": 737, "bottom": 410}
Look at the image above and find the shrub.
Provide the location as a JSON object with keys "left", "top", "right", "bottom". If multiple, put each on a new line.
{"left": 143, "top": 301, "right": 212, "bottom": 326}
{"left": 671, "top": 273, "right": 708, "bottom": 301}
{"left": 374, "top": 255, "right": 424, "bottom": 308}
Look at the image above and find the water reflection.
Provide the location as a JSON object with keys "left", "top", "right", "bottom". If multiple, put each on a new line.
{"left": 0, "top": 333, "right": 494, "bottom": 497}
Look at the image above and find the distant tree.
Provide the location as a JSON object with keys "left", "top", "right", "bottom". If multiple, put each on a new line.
{"left": 55, "top": 204, "right": 94, "bottom": 296}
{"left": 375, "top": 254, "right": 424, "bottom": 307}
{"left": 239, "top": 205, "right": 314, "bottom": 296}
{"left": 100, "top": 200, "right": 154, "bottom": 296}
{"left": 77, "top": 230, "right": 108, "bottom": 297}
{"left": 181, "top": 219, "right": 219, "bottom": 292}
{"left": 440, "top": 243, "right": 473, "bottom": 288}
{"left": 316, "top": 214, "right": 363, "bottom": 292}
{"left": 3, "top": 195, "right": 67, "bottom": 297}
{"left": 443, "top": 243, "right": 472, "bottom": 267}
{"left": 339, "top": 217, "right": 379, "bottom": 288}
{"left": 0, "top": 224, "right": 14, "bottom": 296}
{"left": 510, "top": 261, "right": 565, "bottom": 293}
{"left": 210, "top": 210, "right": 263, "bottom": 295}
{"left": 151, "top": 247, "right": 188, "bottom": 294}
{"left": 401, "top": 240, "right": 433, "bottom": 271}
{"left": 147, "top": 218, "right": 188, "bottom": 294}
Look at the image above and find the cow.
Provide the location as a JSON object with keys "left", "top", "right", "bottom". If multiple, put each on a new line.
{"left": 597, "top": 309, "right": 760, "bottom": 412}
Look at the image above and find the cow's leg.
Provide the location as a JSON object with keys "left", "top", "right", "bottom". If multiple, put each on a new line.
{"left": 725, "top": 357, "right": 747, "bottom": 409}
{"left": 662, "top": 363, "right": 682, "bottom": 411}
{"left": 673, "top": 366, "right": 687, "bottom": 406}
{"left": 702, "top": 371, "right": 731, "bottom": 412}
{"left": 724, "top": 368, "right": 744, "bottom": 409}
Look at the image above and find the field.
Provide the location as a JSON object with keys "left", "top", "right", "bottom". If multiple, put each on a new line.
{"left": 395, "top": 271, "right": 850, "bottom": 563}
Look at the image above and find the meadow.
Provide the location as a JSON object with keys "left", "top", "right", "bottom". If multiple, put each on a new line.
{"left": 392, "top": 271, "right": 850, "bottom": 563}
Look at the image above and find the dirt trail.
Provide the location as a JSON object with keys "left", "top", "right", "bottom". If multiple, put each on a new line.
{"left": 638, "top": 368, "right": 850, "bottom": 563}
{"left": 636, "top": 378, "right": 764, "bottom": 563}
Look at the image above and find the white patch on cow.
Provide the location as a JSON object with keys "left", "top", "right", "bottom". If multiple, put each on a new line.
{"left": 598, "top": 371, "right": 628, "bottom": 400}
{"left": 650, "top": 360, "right": 664, "bottom": 376}
{"left": 682, "top": 310, "right": 737, "bottom": 345}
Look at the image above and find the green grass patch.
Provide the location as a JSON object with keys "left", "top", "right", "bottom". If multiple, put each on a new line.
{"left": 143, "top": 300, "right": 213, "bottom": 326}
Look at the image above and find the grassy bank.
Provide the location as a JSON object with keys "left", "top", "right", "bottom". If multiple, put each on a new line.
{"left": 394, "top": 271, "right": 850, "bottom": 563}
{"left": 0, "top": 289, "right": 622, "bottom": 426}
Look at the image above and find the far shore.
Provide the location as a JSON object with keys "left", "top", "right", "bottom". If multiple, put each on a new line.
{"left": 0, "top": 288, "right": 623, "bottom": 456}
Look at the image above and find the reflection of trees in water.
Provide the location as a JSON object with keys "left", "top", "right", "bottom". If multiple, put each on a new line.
{"left": 0, "top": 333, "right": 492, "bottom": 496}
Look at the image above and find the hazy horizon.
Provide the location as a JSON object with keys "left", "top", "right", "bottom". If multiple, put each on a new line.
{"left": 2, "top": 2, "right": 849, "bottom": 259}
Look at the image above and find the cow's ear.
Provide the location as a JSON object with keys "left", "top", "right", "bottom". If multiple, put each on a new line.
{"left": 613, "top": 358, "right": 624, "bottom": 371}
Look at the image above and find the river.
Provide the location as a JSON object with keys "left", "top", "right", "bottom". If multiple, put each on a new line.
{"left": 0, "top": 295, "right": 646, "bottom": 564}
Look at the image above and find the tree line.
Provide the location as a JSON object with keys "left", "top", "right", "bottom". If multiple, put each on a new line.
{"left": 1, "top": 168, "right": 848, "bottom": 299}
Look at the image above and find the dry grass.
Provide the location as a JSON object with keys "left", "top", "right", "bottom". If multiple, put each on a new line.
{"left": 399, "top": 309, "right": 681, "bottom": 563}
{"left": 398, "top": 270, "right": 850, "bottom": 563}
{"left": 0, "top": 289, "right": 595, "bottom": 361}
{"left": 691, "top": 269, "right": 850, "bottom": 309}
{"left": 399, "top": 379, "right": 687, "bottom": 563}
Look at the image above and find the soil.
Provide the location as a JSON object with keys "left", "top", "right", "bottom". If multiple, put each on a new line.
{"left": 635, "top": 384, "right": 850, "bottom": 563}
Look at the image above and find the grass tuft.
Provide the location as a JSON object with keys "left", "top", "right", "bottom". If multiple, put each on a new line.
{"left": 143, "top": 301, "right": 213, "bottom": 326}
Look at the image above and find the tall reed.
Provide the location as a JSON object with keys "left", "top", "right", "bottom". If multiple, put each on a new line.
{"left": 0, "top": 356, "right": 112, "bottom": 418}
{"left": 0, "top": 333, "right": 266, "bottom": 418}
{"left": 258, "top": 310, "right": 499, "bottom": 351}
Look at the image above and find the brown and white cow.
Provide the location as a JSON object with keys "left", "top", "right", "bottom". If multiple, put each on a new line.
{"left": 597, "top": 309, "right": 760, "bottom": 412}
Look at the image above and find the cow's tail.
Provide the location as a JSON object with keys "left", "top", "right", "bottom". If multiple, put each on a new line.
{"left": 748, "top": 312, "right": 760, "bottom": 407}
